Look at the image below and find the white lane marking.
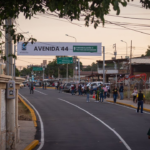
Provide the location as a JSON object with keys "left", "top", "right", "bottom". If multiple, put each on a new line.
{"left": 19, "top": 93, "right": 44, "bottom": 150}
{"left": 34, "top": 90, "right": 47, "bottom": 95}
{"left": 106, "top": 101, "right": 150, "bottom": 115}
{"left": 58, "top": 98, "right": 132, "bottom": 150}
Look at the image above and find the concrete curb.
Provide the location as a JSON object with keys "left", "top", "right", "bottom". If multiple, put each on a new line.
{"left": 24, "top": 140, "right": 39, "bottom": 150}
{"left": 106, "top": 100, "right": 150, "bottom": 112}
{"left": 39, "top": 87, "right": 55, "bottom": 89}
{"left": 18, "top": 95, "right": 37, "bottom": 127}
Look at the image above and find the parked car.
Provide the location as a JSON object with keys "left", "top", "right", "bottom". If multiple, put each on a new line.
{"left": 35, "top": 82, "right": 41, "bottom": 87}
{"left": 20, "top": 83, "right": 24, "bottom": 88}
{"left": 64, "top": 83, "right": 72, "bottom": 92}
{"left": 64, "top": 83, "right": 77, "bottom": 92}
{"left": 23, "top": 81, "right": 27, "bottom": 87}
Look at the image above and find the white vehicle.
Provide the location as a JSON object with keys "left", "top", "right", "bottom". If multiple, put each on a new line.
{"left": 88, "top": 82, "right": 103, "bottom": 89}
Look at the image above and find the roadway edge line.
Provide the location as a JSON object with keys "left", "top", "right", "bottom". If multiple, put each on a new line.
{"left": 106, "top": 100, "right": 150, "bottom": 112}
{"left": 58, "top": 98, "right": 132, "bottom": 150}
{"left": 19, "top": 93, "right": 44, "bottom": 150}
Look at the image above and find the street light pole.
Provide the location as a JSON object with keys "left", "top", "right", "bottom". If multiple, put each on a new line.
{"left": 43, "top": 67, "right": 45, "bottom": 81}
{"left": 65, "top": 34, "right": 77, "bottom": 82}
{"left": 65, "top": 34, "right": 77, "bottom": 42}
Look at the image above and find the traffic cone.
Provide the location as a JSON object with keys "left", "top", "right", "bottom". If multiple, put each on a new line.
{"left": 93, "top": 91, "right": 95, "bottom": 98}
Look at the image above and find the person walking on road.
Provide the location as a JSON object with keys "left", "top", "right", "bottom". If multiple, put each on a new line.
{"left": 113, "top": 86, "right": 118, "bottom": 103}
{"left": 30, "top": 82, "right": 34, "bottom": 94}
{"left": 100, "top": 87, "right": 104, "bottom": 102}
{"left": 43, "top": 82, "right": 44, "bottom": 90}
{"left": 71, "top": 84, "right": 75, "bottom": 95}
{"left": 86, "top": 86, "right": 90, "bottom": 102}
{"left": 103, "top": 85, "right": 108, "bottom": 99}
{"left": 95, "top": 87, "right": 100, "bottom": 102}
{"left": 119, "top": 84, "right": 124, "bottom": 100}
{"left": 90, "top": 84, "right": 93, "bottom": 95}
{"left": 136, "top": 90, "right": 145, "bottom": 113}
{"left": 147, "top": 128, "right": 150, "bottom": 139}
{"left": 57, "top": 82, "right": 60, "bottom": 90}
{"left": 55, "top": 82, "right": 58, "bottom": 90}
{"left": 78, "top": 84, "right": 81, "bottom": 95}
{"left": 133, "top": 87, "right": 138, "bottom": 103}
{"left": 59, "top": 83, "right": 62, "bottom": 93}
{"left": 44, "top": 82, "right": 47, "bottom": 90}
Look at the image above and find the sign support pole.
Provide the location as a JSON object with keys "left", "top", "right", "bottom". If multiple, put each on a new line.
{"left": 66, "top": 64, "right": 68, "bottom": 82}
{"left": 43, "top": 67, "right": 45, "bottom": 81}
{"left": 103, "top": 46, "right": 105, "bottom": 84}
{"left": 78, "top": 58, "right": 80, "bottom": 83}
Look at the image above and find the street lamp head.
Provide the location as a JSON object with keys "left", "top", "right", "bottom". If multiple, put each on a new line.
{"left": 121, "top": 40, "right": 123, "bottom": 42}
{"left": 66, "top": 34, "right": 68, "bottom": 36}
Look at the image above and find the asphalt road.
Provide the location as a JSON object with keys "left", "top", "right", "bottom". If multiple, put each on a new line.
{"left": 19, "top": 87, "right": 150, "bottom": 150}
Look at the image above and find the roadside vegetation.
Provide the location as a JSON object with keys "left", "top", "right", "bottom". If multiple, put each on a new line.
{"left": 18, "top": 99, "right": 32, "bottom": 121}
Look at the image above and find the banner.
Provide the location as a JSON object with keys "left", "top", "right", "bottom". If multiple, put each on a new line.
{"left": 17, "top": 42, "right": 102, "bottom": 56}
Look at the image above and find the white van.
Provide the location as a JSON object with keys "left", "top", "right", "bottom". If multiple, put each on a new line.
{"left": 88, "top": 82, "right": 103, "bottom": 89}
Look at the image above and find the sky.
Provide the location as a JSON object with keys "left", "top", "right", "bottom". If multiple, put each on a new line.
{"left": 15, "top": 0, "right": 150, "bottom": 69}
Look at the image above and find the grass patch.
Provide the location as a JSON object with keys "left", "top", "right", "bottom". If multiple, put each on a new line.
{"left": 18, "top": 99, "right": 32, "bottom": 121}
{"left": 145, "top": 92, "right": 150, "bottom": 102}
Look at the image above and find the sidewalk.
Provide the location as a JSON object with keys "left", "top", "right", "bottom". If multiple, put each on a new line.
{"left": 105, "top": 98, "right": 150, "bottom": 112}
{"left": 16, "top": 121, "right": 36, "bottom": 150}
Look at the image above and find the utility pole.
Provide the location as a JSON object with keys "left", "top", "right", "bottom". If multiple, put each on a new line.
{"left": 78, "top": 58, "right": 80, "bottom": 83}
{"left": 57, "top": 67, "right": 59, "bottom": 79}
{"left": 128, "top": 40, "right": 132, "bottom": 99}
{"left": 130, "top": 40, "right": 132, "bottom": 75}
{"left": 103, "top": 46, "right": 105, "bottom": 84}
{"left": 5, "top": 18, "right": 16, "bottom": 149}
{"left": 113, "top": 43, "right": 117, "bottom": 59}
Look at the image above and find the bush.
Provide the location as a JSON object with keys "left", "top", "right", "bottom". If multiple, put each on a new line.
{"left": 145, "top": 92, "right": 150, "bottom": 101}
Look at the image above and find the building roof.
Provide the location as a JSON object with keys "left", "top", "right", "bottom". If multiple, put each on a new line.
{"left": 97, "top": 58, "right": 128, "bottom": 63}
{"left": 131, "top": 58, "right": 150, "bottom": 64}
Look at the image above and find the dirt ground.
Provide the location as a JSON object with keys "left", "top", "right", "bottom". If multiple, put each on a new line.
{"left": 18, "top": 99, "right": 32, "bottom": 121}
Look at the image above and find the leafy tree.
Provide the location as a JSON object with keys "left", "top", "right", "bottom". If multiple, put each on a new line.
{"left": 45, "top": 59, "right": 74, "bottom": 78}
{"left": 20, "top": 67, "right": 32, "bottom": 76}
{"left": 83, "top": 65, "right": 92, "bottom": 71}
{"left": 91, "top": 62, "right": 97, "bottom": 71}
{"left": 141, "top": 46, "right": 150, "bottom": 57}
{"left": 140, "top": 0, "right": 150, "bottom": 8}
{"left": 0, "top": 0, "right": 132, "bottom": 60}
{"left": 82, "top": 62, "right": 97, "bottom": 71}
{"left": 145, "top": 46, "right": 150, "bottom": 56}
{"left": 15, "top": 67, "right": 20, "bottom": 77}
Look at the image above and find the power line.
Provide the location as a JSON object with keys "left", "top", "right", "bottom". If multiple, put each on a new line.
{"left": 106, "top": 20, "right": 150, "bottom": 35}
{"left": 107, "top": 14, "right": 150, "bottom": 20}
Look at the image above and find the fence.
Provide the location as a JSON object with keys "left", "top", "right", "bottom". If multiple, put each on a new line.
{"left": 110, "top": 79, "right": 150, "bottom": 101}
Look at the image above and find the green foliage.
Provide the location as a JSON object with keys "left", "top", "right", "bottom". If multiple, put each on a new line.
{"left": 83, "top": 65, "right": 92, "bottom": 71}
{"left": 15, "top": 67, "right": 20, "bottom": 77}
{"left": 82, "top": 62, "right": 97, "bottom": 71}
{"left": 145, "top": 46, "right": 150, "bottom": 56}
{"left": 45, "top": 59, "right": 73, "bottom": 78}
{"left": 145, "top": 91, "right": 150, "bottom": 101}
{"left": 20, "top": 67, "right": 33, "bottom": 76}
{"left": 0, "top": 0, "right": 134, "bottom": 60}
{"left": 141, "top": 45, "right": 150, "bottom": 57}
{"left": 140, "top": 0, "right": 150, "bottom": 9}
